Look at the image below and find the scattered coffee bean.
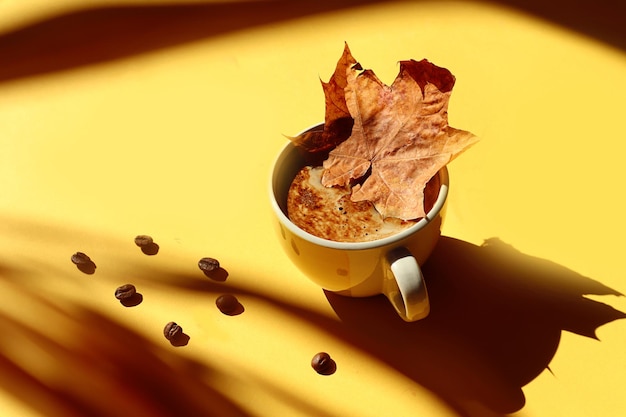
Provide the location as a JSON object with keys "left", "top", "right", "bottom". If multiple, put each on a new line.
{"left": 199, "top": 257, "right": 228, "bottom": 281}
{"left": 311, "top": 352, "right": 336, "bottom": 375}
{"left": 134, "top": 235, "right": 154, "bottom": 247}
{"left": 71, "top": 252, "right": 96, "bottom": 274}
{"left": 162, "top": 322, "right": 189, "bottom": 346}
{"left": 134, "top": 235, "right": 159, "bottom": 255}
{"left": 198, "top": 257, "right": 220, "bottom": 272}
{"left": 216, "top": 294, "right": 241, "bottom": 315}
{"left": 71, "top": 252, "right": 91, "bottom": 265}
{"left": 163, "top": 321, "right": 183, "bottom": 341}
{"left": 114, "top": 284, "right": 137, "bottom": 300}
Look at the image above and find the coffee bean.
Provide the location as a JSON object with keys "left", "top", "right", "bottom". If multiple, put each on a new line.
{"left": 163, "top": 322, "right": 183, "bottom": 341}
{"left": 311, "top": 352, "right": 335, "bottom": 375}
{"left": 134, "top": 235, "right": 159, "bottom": 255}
{"left": 198, "top": 257, "right": 220, "bottom": 272}
{"left": 216, "top": 294, "right": 240, "bottom": 315}
{"left": 199, "top": 257, "right": 228, "bottom": 281}
{"left": 163, "top": 322, "right": 189, "bottom": 346}
{"left": 71, "top": 252, "right": 96, "bottom": 274}
{"left": 134, "top": 235, "right": 153, "bottom": 247}
{"left": 114, "top": 284, "right": 136, "bottom": 300}
{"left": 71, "top": 252, "right": 92, "bottom": 265}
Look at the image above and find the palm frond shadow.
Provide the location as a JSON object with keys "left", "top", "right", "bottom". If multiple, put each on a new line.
{"left": 0, "top": 0, "right": 624, "bottom": 84}
{"left": 0, "top": 272, "right": 348, "bottom": 417}
{"left": 0, "top": 0, "right": 378, "bottom": 83}
{"left": 1, "top": 215, "right": 624, "bottom": 417}
{"left": 0, "top": 283, "right": 250, "bottom": 416}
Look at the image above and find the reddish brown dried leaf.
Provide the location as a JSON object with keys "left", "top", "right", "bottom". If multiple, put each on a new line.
{"left": 322, "top": 42, "right": 354, "bottom": 126}
{"left": 322, "top": 58, "right": 478, "bottom": 220}
{"left": 289, "top": 43, "right": 358, "bottom": 154}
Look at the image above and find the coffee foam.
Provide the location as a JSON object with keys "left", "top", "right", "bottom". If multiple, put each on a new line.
{"left": 287, "top": 166, "right": 433, "bottom": 242}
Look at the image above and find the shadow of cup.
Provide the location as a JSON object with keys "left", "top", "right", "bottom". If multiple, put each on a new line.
{"left": 325, "top": 236, "right": 625, "bottom": 415}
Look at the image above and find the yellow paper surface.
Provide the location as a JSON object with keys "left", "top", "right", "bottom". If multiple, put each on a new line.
{"left": 1, "top": 1, "right": 626, "bottom": 416}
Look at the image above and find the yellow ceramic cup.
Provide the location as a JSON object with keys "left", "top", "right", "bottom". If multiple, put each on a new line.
{"left": 269, "top": 124, "right": 448, "bottom": 321}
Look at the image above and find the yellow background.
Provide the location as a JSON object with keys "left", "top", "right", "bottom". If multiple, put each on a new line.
{"left": 1, "top": 1, "right": 625, "bottom": 416}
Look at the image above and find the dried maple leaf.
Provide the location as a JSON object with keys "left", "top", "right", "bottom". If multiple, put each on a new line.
{"left": 289, "top": 43, "right": 359, "bottom": 155}
{"left": 321, "top": 58, "right": 478, "bottom": 220}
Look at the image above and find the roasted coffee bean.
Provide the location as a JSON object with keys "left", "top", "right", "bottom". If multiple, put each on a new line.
{"left": 198, "top": 257, "right": 220, "bottom": 272}
{"left": 134, "top": 235, "right": 154, "bottom": 247}
{"left": 216, "top": 294, "right": 240, "bottom": 315}
{"left": 71, "top": 252, "right": 96, "bottom": 274}
{"left": 134, "top": 235, "right": 159, "bottom": 255}
{"left": 311, "top": 352, "right": 335, "bottom": 375}
{"left": 114, "top": 284, "right": 136, "bottom": 300}
{"left": 163, "top": 322, "right": 183, "bottom": 341}
{"left": 71, "top": 252, "right": 92, "bottom": 265}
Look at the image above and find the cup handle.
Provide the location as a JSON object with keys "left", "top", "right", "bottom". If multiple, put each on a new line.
{"left": 383, "top": 247, "right": 430, "bottom": 322}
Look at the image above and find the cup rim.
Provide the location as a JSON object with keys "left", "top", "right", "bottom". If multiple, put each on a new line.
{"left": 269, "top": 124, "right": 449, "bottom": 251}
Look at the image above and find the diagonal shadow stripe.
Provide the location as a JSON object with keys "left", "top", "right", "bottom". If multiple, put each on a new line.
{"left": 0, "top": 0, "right": 379, "bottom": 83}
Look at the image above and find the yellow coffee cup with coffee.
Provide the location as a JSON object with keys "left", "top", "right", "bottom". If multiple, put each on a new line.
{"left": 269, "top": 124, "right": 448, "bottom": 321}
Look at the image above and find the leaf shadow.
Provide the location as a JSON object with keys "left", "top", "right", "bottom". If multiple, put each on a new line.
{"left": 1, "top": 0, "right": 624, "bottom": 85}
{"left": 0, "top": 215, "right": 352, "bottom": 417}
{"left": 324, "top": 236, "right": 626, "bottom": 416}
{"left": 0, "top": 285, "right": 250, "bottom": 417}
{"left": 0, "top": 268, "right": 347, "bottom": 417}
{"left": 0, "top": 0, "right": 378, "bottom": 83}
{"left": 2, "top": 216, "right": 625, "bottom": 416}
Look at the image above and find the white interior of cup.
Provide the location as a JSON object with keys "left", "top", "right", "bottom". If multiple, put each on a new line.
{"left": 269, "top": 129, "right": 449, "bottom": 251}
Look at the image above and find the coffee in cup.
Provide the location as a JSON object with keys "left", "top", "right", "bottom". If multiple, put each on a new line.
{"left": 287, "top": 166, "right": 440, "bottom": 242}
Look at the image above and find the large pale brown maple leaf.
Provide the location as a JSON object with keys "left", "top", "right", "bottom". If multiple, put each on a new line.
{"left": 321, "top": 57, "right": 478, "bottom": 220}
